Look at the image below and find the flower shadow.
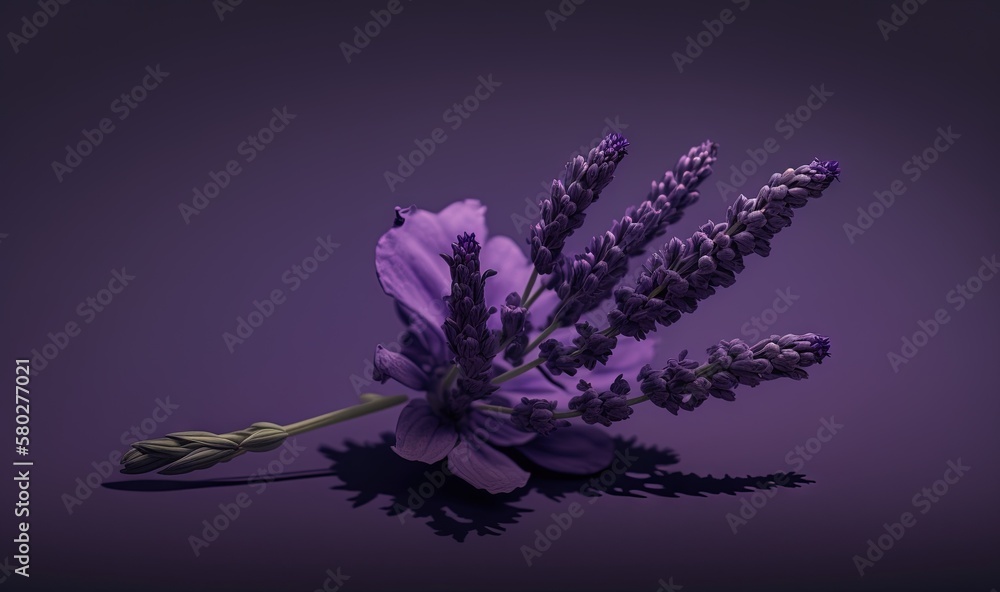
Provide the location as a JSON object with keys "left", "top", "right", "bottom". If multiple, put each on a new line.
{"left": 319, "top": 432, "right": 813, "bottom": 542}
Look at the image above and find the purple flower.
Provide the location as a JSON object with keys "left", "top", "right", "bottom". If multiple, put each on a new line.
{"left": 539, "top": 322, "right": 617, "bottom": 376}
{"left": 535, "top": 141, "right": 718, "bottom": 377}
{"left": 370, "top": 140, "right": 839, "bottom": 495}
{"left": 547, "top": 140, "right": 718, "bottom": 327}
{"left": 639, "top": 334, "right": 831, "bottom": 414}
{"left": 498, "top": 292, "right": 530, "bottom": 366}
{"left": 439, "top": 233, "right": 499, "bottom": 413}
{"left": 511, "top": 397, "right": 565, "bottom": 435}
{"left": 529, "top": 134, "right": 629, "bottom": 276}
{"left": 707, "top": 333, "right": 831, "bottom": 386}
{"left": 373, "top": 200, "right": 656, "bottom": 493}
{"left": 570, "top": 375, "right": 634, "bottom": 427}
{"left": 610, "top": 159, "right": 840, "bottom": 339}
{"left": 637, "top": 350, "right": 709, "bottom": 414}
{"left": 630, "top": 140, "right": 719, "bottom": 255}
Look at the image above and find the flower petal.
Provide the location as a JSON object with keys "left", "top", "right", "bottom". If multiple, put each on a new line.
{"left": 376, "top": 199, "right": 488, "bottom": 330}
{"left": 394, "top": 302, "right": 448, "bottom": 365}
{"left": 466, "top": 409, "right": 535, "bottom": 447}
{"left": 373, "top": 345, "right": 429, "bottom": 390}
{"left": 515, "top": 425, "right": 614, "bottom": 475}
{"left": 447, "top": 439, "right": 530, "bottom": 494}
{"left": 392, "top": 399, "right": 458, "bottom": 463}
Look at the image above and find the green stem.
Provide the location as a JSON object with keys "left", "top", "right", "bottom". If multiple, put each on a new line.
{"left": 441, "top": 365, "right": 460, "bottom": 391}
{"left": 521, "top": 269, "right": 538, "bottom": 304}
{"left": 491, "top": 357, "right": 545, "bottom": 384}
{"left": 523, "top": 284, "right": 546, "bottom": 309}
{"left": 281, "top": 393, "right": 408, "bottom": 436}
{"left": 475, "top": 394, "right": 651, "bottom": 419}
{"left": 493, "top": 299, "right": 614, "bottom": 387}
{"left": 489, "top": 308, "right": 562, "bottom": 386}
{"left": 525, "top": 321, "right": 559, "bottom": 353}
{"left": 483, "top": 358, "right": 721, "bottom": 418}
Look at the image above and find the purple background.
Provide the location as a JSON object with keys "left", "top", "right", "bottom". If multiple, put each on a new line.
{"left": 1, "top": 1, "right": 998, "bottom": 590}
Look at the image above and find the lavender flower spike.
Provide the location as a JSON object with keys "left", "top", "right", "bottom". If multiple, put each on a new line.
{"left": 539, "top": 322, "right": 617, "bottom": 376}
{"left": 529, "top": 133, "right": 629, "bottom": 275}
{"left": 498, "top": 292, "right": 531, "bottom": 366}
{"left": 610, "top": 159, "right": 840, "bottom": 339}
{"left": 511, "top": 397, "right": 565, "bottom": 435}
{"left": 439, "top": 232, "right": 499, "bottom": 415}
{"left": 628, "top": 139, "right": 719, "bottom": 257}
{"left": 569, "top": 375, "right": 634, "bottom": 426}
{"left": 708, "top": 333, "right": 831, "bottom": 386}
{"left": 638, "top": 333, "right": 831, "bottom": 414}
{"left": 548, "top": 140, "right": 718, "bottom": 326}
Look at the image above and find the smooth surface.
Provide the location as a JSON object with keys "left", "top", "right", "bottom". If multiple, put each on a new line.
{"left": 1, "top": 1, "right": 997, "bottom": 590}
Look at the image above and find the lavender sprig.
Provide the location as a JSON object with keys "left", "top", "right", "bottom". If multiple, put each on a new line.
{"left": 538, "top": 322, "right": 617, "bottom": 376}
{"left": 120, "top": 394, "right": 408, "bottom": 475}
{"left": 498, "top": 292, "right": 531, "bottom": 366}
{"left": 547, "top": 140, "right": 718, "bottom": 327}
{"left": 569, "top": 375, "right": 634, "bottom": 426}
{"left": 440, "top": 233, "right": 499, "bottom": 414}
{"left": 631, "top": 140, "right": 719, "bottom": 255}
{"left": 121, "top": 422, "right": 288, "bottom": 475}
{"left": 528, "top": 133, "right": 630, "bottom": 276}
{"left": 638, "top": 333, "right": 831, "bottom": 414}
{"left": 492, "top": 159, "right": 839, "bottom": 384}
{"left": 609, "top": 159, "right": 840, "bottom": 339}
{"left": 119, "top": 129, "right": 841, "bottom": 496}
{"left": 480, "top": 333, "right": 830, "bottom": 427}
{"left": 511, "top": 397, "right": 565, "bottom": 435}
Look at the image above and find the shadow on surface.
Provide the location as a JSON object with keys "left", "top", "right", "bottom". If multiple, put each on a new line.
{"left": 102, "top": 469, "right": 336, "bottom": 491}
{"left": 319, "top": 433, "right": 813, "bottom": 542}
{"left": 104, "top": 432, "right": 811, "bottom": 541}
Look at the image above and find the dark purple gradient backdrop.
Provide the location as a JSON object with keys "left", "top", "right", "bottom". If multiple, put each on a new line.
{"left": 2, "top": 1, "right": 998, "bottom": 591}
